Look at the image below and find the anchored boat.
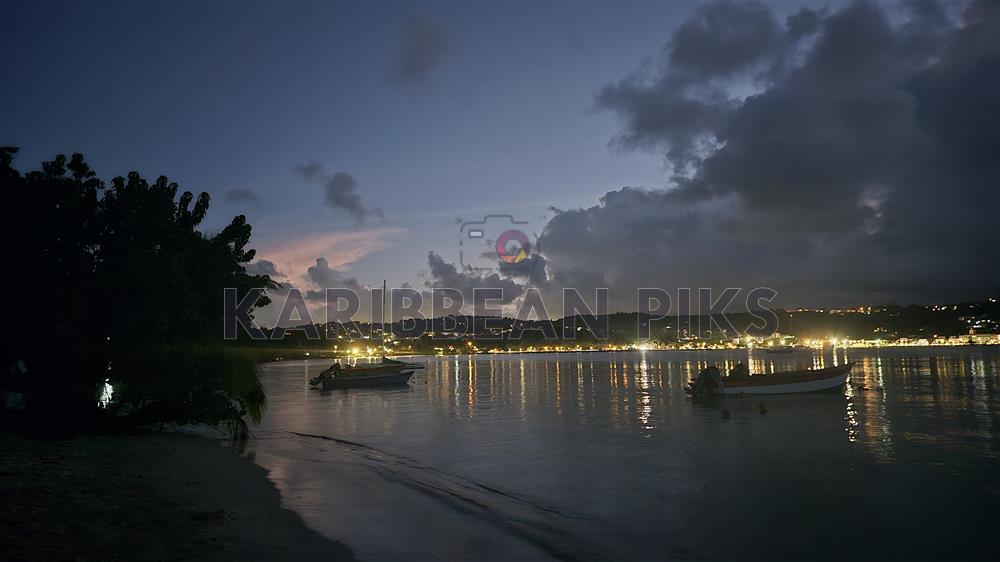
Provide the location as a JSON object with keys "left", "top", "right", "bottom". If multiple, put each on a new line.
{"left": 308, "top": 280, "right": 426, "bottom": 390}
{"left": 309, "top": 359, "right": 425, "bottom": 390}
{"left": 309, "top": 363, "right": 415, "bottom": 390}
{"left": 687, "top": 362, "right": 855, "bottom": 397}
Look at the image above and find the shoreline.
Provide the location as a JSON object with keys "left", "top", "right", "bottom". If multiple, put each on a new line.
{"left": 0, "top": 430, "right": 354, "bottom": 561}
{"left": 251, "top": 334, "right": 1000, "bottom": 358}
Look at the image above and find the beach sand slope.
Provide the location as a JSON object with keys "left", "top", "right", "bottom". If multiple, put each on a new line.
{"left": 1, "top": 431, "right": 354, "bottom": 561}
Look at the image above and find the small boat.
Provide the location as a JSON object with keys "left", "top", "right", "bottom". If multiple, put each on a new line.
{"left": 310, "top": 369, "right": 415, "bottom": 390}
{"left": 687, "top": 363, "right": 855, "bottom": 396}
{"left": 308, "top": 357, "right": 424, "bottom": 390}
{"left": 308, "top": 281, "right": 426, "bottom": 390}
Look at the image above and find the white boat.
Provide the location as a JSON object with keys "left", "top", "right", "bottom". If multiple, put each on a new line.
{"left": 308, "top": 357, "right": 421, "bottom": 390}
{"left": 687, "top": 363, "right": 854, "bottom": 396}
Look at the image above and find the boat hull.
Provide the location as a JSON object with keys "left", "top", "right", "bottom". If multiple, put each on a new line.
{"left": 318, "top": 370, "right": 414, "bottom": 390}
{"left": 718, "top": 363, "right": 854, "bottom": 395}
{"left": 339, "top": 364, "right": 408, "bottom": 376}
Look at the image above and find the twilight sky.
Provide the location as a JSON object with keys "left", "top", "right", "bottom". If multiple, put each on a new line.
{"left": 3, "top": 1, "right": 998, "bottom": 323}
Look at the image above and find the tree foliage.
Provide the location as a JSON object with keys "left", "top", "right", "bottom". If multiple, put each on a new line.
{"left": 0, "top": 148, "right": 273, "bottom": 437}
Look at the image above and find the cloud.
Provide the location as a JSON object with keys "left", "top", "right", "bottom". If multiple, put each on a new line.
{"left": 322, "top": 172, "right": 374, "bottom": 220}
{"left": 305, "top": 257, "right": 365, "bottom": 302}
{"left": 254, "top": 227, "right": 403, "bottom": 288}
{"left": 668, "top": 1, "right": 783, "bottom": 79}
{"left": 245, "top": 259, "right": 283, "bottom": 278}
{"left": 390, "top": 16, "right": 452, "bottom": 85}
{"left": 249, "top": 229, "right": 398, "bottom": 324}
{"left": 296, "top": 162, "right": 383, "bottom": 222}
{"left": 297, "top": 161, "right": 323, "bottom": 180}
{"left": 254, "top": 256, "right": 375, "bottom": 325}
{"left": 425, "top": 251, "right": 523, "bottom": 307}
{"left": 224, "top": 188, "right": 259, "bottom": 206}
{"left": 547, "top": 0, "right": 1000, "bottom": 308}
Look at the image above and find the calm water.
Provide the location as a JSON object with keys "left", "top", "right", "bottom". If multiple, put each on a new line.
{"left": 248, "top": 348, "right": 999, "bottom": 561}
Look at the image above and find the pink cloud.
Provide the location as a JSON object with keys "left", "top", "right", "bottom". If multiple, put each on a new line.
{"left": 255, "top": 227, "right": 404, "bottom": 284}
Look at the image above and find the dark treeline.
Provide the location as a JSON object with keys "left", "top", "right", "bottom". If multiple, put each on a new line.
{"left": 251, "top": 302, "right": 998, "bottom": 352}
{"left": 1, "top": 148, "right": 274, "bottom": 438}
{"left": 236, "top": 312, "right": 777, "bottom": 348}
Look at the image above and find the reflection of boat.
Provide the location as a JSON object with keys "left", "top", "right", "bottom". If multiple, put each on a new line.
{"left": 687, "top": 363, "right": 854, "bottom": 396}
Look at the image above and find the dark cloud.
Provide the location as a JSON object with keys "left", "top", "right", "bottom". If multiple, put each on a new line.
{"left": 425, "top": 251, "right": 523, "bottom": 306}
{"left": 785, "top": 7, "right": 824, "bottom": 41}
{"left": 307, "top": 257, "right": 361, "bottom": 288}
{"left": 323, "top": 173, "right": 368, "bottom": 218}
{"left": 549, "top": 0, "right": 999, "bottom": 308}
{"left": 668, "top": 1, "right": 782, "bottom": 79}
{"left": 224, "top": 188, "right": 259, "bottom": 206}
{"left": 296, "top": 162, "right": 383, "bottom": 222}
{"left": 245, "top": 259, "right": 282, "bottom": 278}
{"left": 305, "top": 257, "right": 364, "bottom": 302}
{"left": 298, "top": 161, "right": 323, "bottom": 180}
{"left": 498, "top": 255, "right": 549, "bottom": 289}
{"left": 390, "top": 16, "right": 452, "bottom": 85}
{"left": 595, "top": 79, "right": 730, "bottom": 163}
{"left": 595, "top": 1, "right": 825, "bottom": 167}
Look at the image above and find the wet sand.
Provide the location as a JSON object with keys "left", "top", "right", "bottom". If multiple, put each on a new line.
{"left": 0, "top": 431, "right": 354, "bottom": 561}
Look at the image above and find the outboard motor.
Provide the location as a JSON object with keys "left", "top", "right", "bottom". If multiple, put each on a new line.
{"left": 309, "top": 365, "right": 337, "bottom": 387}
{"left": 687, "top": 366, "right": 725, "bottom": 398}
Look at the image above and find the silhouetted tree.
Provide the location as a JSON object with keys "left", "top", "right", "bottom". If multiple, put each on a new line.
{"left": 0, "top": 148, "right": 273, "bottom": 437}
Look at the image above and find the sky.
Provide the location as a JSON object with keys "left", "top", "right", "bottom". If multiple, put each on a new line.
{"left": 3, "top": 1, "right": 998, "bottom": 324}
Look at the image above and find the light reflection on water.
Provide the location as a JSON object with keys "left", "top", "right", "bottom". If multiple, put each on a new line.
{"left": 251, "top": 347, "right": 998, "bottom": 561}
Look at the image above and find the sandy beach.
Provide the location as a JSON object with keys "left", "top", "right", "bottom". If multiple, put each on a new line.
{"left": 0, "top": 430, "right": 354, "bottom": 561}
